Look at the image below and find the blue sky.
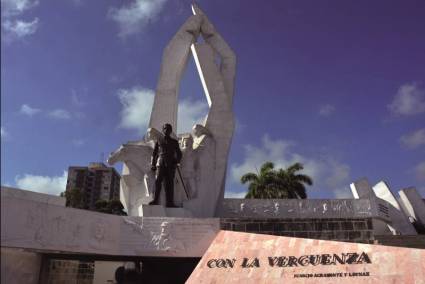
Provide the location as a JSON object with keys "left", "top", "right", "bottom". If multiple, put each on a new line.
{"left": 1, "top": 0, "right": 424, "bottom": 199}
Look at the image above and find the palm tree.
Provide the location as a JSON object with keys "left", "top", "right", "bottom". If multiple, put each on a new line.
{"left": 240, "top": 162, "right": 312, "bottom": 199}
{"left": 275, "top": 162, "right": 312, "bottom": 199}
{"left": 241, "top": 162, "right": 277, "bottom": 199}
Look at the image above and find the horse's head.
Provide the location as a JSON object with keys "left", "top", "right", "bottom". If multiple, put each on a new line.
{"left": 107, "top": 145, "right": 127, "bottom": 165}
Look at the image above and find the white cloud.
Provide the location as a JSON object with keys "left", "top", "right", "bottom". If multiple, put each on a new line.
{"left": 318, "top": 104, "right": 335, "bottom": 117}
{"left": 117, "top": 86, "right": 207, "bottom": 135}
{"left": 235, "top": 118, "right": 246, "bottom": 134}
{"left": 118, "top": 86, "right": 155, "bottom": 134}
{"left": 415, "top": 162, "right": 425, "bottom": 182}
{"left": 71, "top": 89, "right": 86, "bottom": 107}
{"left": 72, "top": 139, "right": 85, "bottom": 147}
{"left": 19, "top": 104, "right": 77, "bottom": 120}
{"left": 1, "top": 126, "right": 8, "bottom": 138}
{"left": 230, "top": 135, "right": 352, "bottom": 198}
{"left": 224, "top": 190, "right": 247, "bottom": 199}
{"left": 333, "top": 187, "right": 352, "bottom": 199}
{"left": 388, "top": 83, "right": 425, "bottom": 116}
{"left": 177, "top": 99, "right": 208, "bottom": 133}
{"left": 19, "top": 104, "right": 41, "bottom": 116}
{"left": 48, "top": 109, "right": 71, "bottom": 120}
{"left": 2, "top": 18, "right": 38, "bottom": 38}
{"left": 109, "top": 0, "right": 167, "bottom": 37}
{"left": 70, "top": 0, "right": 83, "bottom": 7}
{"left": 1, "top": 0, "right": 39, "bottom": 41}
{"left": 1, "top": 0, "right": 39, "bottom": 17}
{"left": 15, "top": 171, "right": 67, "bottom": 196}
{"left": 73, "top": 111, "right": 85, "bottom": 119}
{"left": 400, "top": 128, "right": 425, "bottom": 149}
{"left": 231, "top": 135, "right": 320, "bottom": 183}
{"left": 325, "top": 161, "right": 350, "bottom": 188}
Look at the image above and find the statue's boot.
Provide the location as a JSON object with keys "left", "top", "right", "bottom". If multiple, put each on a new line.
{"left": 149, "top": 184, "right": 161, "bottom": 205}
{"left": 165, "top": 180, "right": 178, "bottom": 208}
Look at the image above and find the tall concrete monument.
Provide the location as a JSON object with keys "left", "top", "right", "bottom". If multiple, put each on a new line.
{"left": 108, "top": 4, "right": 236, "bottom": 218}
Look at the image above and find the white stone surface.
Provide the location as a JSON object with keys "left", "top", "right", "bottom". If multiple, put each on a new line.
{"left": 111, "top": 3, "right": 236, "bottom": 218}
{"left": 1, "top": 189, "right": 219, "bottom": 257}
{"left": 369, "top": 181, "right": 417, "bottom": 235}
{"left": 372, "top": 194, "right": 417, "bottom": 235}
{"left": 1, "top": 248, "right": 41, "bottom": 284}
{"left": 372, "top": 181, "right": 401, "bottom": 210}
{"left": 1, "top": 186, "right": 65, "bottom": 206}
{"left": 148, "top": 14, "right": 203, "bottom": 132}
{"left": 108, "top": 142, "right": 156, "bottom": 216}
{"left": 350, "top": 178, "right": 374, "bottom": 199}
{"left": 138, "top": 204, "right": 193, "bottom": 217}
{"left": 93, "top": 261, "right": 124, "bottom": 284}
{"left": 399, "top": 187, "right": 425, "bottom": 226}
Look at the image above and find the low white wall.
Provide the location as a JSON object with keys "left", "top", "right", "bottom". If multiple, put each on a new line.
{"left": 1, "top": 188, "right": 220, "bottom": 258}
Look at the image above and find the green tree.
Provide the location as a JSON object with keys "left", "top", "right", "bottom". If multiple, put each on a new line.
{"left": 95, "top": 199, "right": 110, "bottom": 213}
{"left": 109, "top": 199, "right": 126, "bottom": 216}
{"left": 275, "top": 162, "right": 312, "bottom": 199}
{"left": 241, "top": 162, "right": 312, "bottom": 199}
{"left": 241, "top": 162, "right": 277, "bottom": 199}
{"left": 95, "top": 199, "right": 127, "bottom": 215}
{"left": 64, "top": 188, "right": 84, "bottom": 208}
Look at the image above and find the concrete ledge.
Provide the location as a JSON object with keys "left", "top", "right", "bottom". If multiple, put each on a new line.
{"left": 1, "top": 187, "right": 65, "bottom": 206}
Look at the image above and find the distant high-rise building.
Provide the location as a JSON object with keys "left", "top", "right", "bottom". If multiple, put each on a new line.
{"left": 66, "top": 162, "right": 120, "bottom": 209}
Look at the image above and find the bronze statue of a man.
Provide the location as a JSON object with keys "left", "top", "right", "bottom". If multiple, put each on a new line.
{"left": 149, "top": 123, "right": 182, "bottom": 207}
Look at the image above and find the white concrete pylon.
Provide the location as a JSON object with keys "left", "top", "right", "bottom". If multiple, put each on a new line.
{"left": 350, "top": 178, "right": 374, "bottom": 199}
{"left": 148, "top": 14, "right": 203, "bottom": 132}
{"left": 372, "top": 181, "right": 401, "bottom": 210}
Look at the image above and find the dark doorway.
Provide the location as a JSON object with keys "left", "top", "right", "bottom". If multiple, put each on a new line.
{"left": 39, "top": 253, "right": 201, "bottom": 284}
{"left": 139, "top": 257, "right": 200, "bottom": 284}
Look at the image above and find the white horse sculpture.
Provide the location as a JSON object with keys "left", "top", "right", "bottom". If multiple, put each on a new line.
{"left": 108, "top": 128, "right": 164, "bottom": 215}
{"left": 107, "top": 142, "right": 155, "bottom": 216}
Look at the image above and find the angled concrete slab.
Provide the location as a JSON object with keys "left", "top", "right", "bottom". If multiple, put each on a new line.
{"left": 187, "top": 230, "right": 425, "bottom": 283}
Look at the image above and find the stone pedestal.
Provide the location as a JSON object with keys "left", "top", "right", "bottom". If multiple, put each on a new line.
{"left": 138, "top": 205, "right": 193, "bottom": 217}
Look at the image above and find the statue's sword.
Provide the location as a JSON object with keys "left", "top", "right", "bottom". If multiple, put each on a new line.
{"left": 176, "top": 165, "right": 189, "bottom": 200}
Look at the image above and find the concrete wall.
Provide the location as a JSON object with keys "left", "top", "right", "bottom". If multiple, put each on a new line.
{"left": 1, "top": 186, "right": 65, "bottom": 206}
{"left": 217, "top": 198, "right": 382, "bottom": 220}
{"left": 399, "top": 187, "right": 425, "bottom": 227}
{"left": 1, "top": 248, "right": 41, "bottom": 284}
{"left": 1, "top": 188, "right": 220, "bottom": 258}
{"left": 220, "top": 218, "right": 374, "bottom": 243}
{"left": 218, "top": 197, "right": 417, "bottom": 235}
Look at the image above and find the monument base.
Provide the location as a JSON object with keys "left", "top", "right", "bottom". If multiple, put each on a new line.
{"left": 138, "top": 204, "right": 193, "bottom": 217}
